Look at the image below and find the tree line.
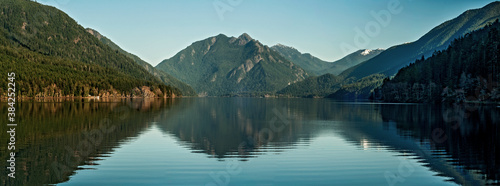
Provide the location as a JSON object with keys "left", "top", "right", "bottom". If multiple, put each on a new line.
{"left": 0, "top": 0, "right": 181, "bottom": 98}
{"left": 379, "top": 19, "right": 500, "bottom": 103}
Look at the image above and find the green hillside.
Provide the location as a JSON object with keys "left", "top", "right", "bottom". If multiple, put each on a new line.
{"left": 342, "top": 1, "right": 500, "bottom": 80}
{"left": 327, "top": 74, "right": 386, "bottom": 100}
{"left": 0, "top": 0, "right": 180, "bottom": 98}
{"left": 270, "top": 44, "right": 331, "bottom": 75}
{"left": 86, "top": 28, "right": 196, "bottom": 96}
{"left": 156, "top": 33, "right": 309, "bottom": 96}
{"left": 380, "top": 20, "right": 500, "bottom": 103}
{"left": 277, "top": 74, "right": 343, "bottom": 98}
{"left": 271, "top": 44, "right": 383, "bottom": 76}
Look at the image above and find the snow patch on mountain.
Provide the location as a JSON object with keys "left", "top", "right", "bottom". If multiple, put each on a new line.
{"left": 361, "top": 49, "right": 373, "bottom": 56}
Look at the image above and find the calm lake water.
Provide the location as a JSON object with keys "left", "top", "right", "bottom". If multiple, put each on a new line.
{"left": 0, "top": 98, "right": 499, "bottom": 185}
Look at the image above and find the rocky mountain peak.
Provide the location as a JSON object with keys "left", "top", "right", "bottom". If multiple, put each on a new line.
{"left": 237, "top": 33, "right": 253, "bottom": 45}
{"left": 85, "top": 28, "right": 102, "bottom": 40}
{"left": 273, "top": 43, "right": 298, "bottom": 51}
{"left": 239, "top": 33, "right": 252, "bottom": 40}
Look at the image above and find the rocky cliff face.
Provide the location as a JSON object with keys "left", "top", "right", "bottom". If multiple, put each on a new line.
{"left": 156, "top": 33, "right": 309, "bottom": 96}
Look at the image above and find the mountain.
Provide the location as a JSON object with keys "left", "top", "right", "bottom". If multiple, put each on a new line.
{"left": 327, "top": 74, "right": 386, "bottom": 100}
{"left": 270, "top": 44, "right": 331, "bottom": 75}
{"left": 0, "top": 0, "right": 180, "bottom": 98}
{"left": 342, "top": 1, "right": 500, "bottom": 79}
{"left": 271, "top": 46, "right": 383, "bottom": 98}
{"left": 86, "top": 28, "right": 196, "bottom": 96}
{"left": 277, "top": 73, "right": 385, "bottom": 99}
{"left": 155, "top": 33, "right": 309, "bottom": 96}
{"left": 320, "top": 49, "right": 384, "bottom": 75}
{"left": 277, "top": 73, "right": 343, "bottom": 98}
{"left": 379, "top": 20, "right": 500, "bottom": 103}
{"left": 271, "top": 44, "right": 383, "bottom": 76}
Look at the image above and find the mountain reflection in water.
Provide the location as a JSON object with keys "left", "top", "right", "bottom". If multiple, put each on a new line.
{"left": 0, "top": 98, "right": 498, "bottom": 185}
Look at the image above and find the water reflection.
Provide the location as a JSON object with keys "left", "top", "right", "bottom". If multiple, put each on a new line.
{"left": 0, "top": 98, "right": 178, "bottom": 185}
{"left": 0, "top": 98, "right": 498, "bottom": 185}
{"left": 155, "top": 99, "right": 499, "bottom": 185}
{"left": 379, "top": 104, "right": 500, "bottom": 185}
{"left": 155, "top": 98, "right": 315, "bottom": 160}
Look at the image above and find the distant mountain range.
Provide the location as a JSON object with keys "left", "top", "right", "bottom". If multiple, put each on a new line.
{"left": 86, "top": 28, "right": 197, "bottom": 96}
{"left": 342, "top": 1, "right": 500, "bottom": 80}
{"left": 269, "top": 44, "right": 331, "bottom": 75}
{"left": 155, "top": 33, "right": 309, "bottom": 96}
{"left": 269, "top": 45, "right": 384, "bottom": 98}
{"left": 271, "top": 44, "right": 383, "bottom": 76}
{"left": 322, "top": 49, "right": 384, "bottom": 75}
{"left": 1, "top": 0, "right": 499, "bottom": 101}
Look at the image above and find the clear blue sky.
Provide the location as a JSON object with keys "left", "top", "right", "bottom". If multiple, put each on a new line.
{"left": 39, "top": 0, "right": 498, "bottom": 66}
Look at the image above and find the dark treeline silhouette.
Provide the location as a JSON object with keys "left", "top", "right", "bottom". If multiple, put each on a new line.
{"left": 380, "top": 19, "right": 500, "bottom": 103}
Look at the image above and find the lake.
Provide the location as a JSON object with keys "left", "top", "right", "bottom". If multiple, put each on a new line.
{"left": 0, "top": 98, "right": 498, "bottom": 185}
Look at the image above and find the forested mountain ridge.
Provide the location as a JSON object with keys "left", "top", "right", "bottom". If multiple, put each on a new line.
{"left": 271, "top": 44, "right": 383, "bottom": 76}
{"left": 276, "top": 73, "right": 386, "bottom": 99}
{"left": 342, "top": 1, "right": 500, "bottom": 80}
{"left": 156, "top": 33, "right": 309, "bottom": 96}
{"left": 276, "top": 73, "right": 343, "bottom": 98}
{"left": 265, "top": 46, "right": 383, "bottom": 98}
{"left": 0, "top": 0, "right": 180, "bottom": 98}
{"left": 327, "top": 74, "right": 386, "bottom": 100}
{"left": 270, "top": 44, "right": 331, "bottom": 75}
{"left": 379, "top": 20, "right": 500, "bottom": 103}
{"left": 86, "top": 28, "right": 196, "bottom": 96}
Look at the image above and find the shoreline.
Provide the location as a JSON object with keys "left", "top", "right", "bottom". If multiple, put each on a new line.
{"left": 0, "top": 96, "right": 498, "bottom": 106}
{"left": 0, "top": 96, "right": 181, "bottom": 102}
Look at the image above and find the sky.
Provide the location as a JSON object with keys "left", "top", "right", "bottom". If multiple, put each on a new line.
{"left": 38, "top": 0, "right": 498, "bottom": 66}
